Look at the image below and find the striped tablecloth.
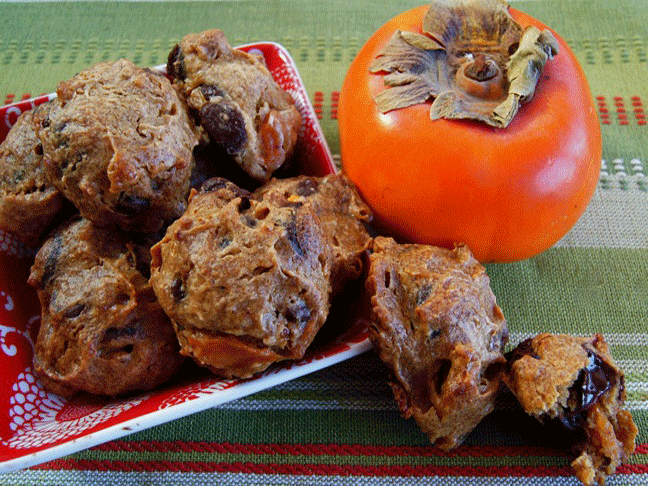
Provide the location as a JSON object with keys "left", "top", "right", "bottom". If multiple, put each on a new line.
{"left": 0, "top": 0, "right": 646, "bottom": 484}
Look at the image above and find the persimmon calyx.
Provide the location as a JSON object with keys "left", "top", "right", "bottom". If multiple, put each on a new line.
{"left": 369, "top": 0, "right": 559, "bottom": 128}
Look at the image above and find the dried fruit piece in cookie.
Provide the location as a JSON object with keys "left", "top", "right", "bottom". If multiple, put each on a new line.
{"left": 503, "top": 333, "right": 637, "bottom": 486}
{"left": 168, "top": 29, "right": 301, "bottom": 183}
{"left": 28, "top": 217, "right": 183, "bottom": 397}
{"left": 0, "top": 104, "right": 74, "bottom": 246}
{"left": 149, "top": 178, "right": 332, "bottom": 379}
{"left": 255, "top": 173, "right": 373, "bottom": 294}
{"left": 367, "top": 236, "right": 508, "bottom": 449}
{"left": 35, "top": 59, "right": 197, "bottom": 234}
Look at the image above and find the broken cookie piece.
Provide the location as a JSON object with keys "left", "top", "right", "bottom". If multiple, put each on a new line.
{"left": 367, "top": 236, "right": 508, "bottom": 450}
{"left": 504, "top": 333, "right": 638, "bottom": 486}
{"left": 167, "top": 29, "right": 301, "bottom": 183}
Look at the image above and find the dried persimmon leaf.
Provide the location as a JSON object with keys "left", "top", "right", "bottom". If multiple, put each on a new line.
{"left": 371, "top": 31, "right": 452, "bottom": 113}
{"left": 370, "top": 0, "right": 559, "bottom": 128}
{"left": 491, "top": 26, "right": 560, "bottom": 126}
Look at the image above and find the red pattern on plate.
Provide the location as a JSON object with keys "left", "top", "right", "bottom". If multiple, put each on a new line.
{"left": 0, "top": 42, "right": 369, "bottom": 472}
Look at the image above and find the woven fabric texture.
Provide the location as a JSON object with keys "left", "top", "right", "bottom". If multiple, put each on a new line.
{"left": 0, "top": 0, "right": 646, "bottom": 484}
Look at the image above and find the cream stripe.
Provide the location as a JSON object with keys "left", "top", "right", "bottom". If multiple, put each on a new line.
{"left": 219, "top": 397, "right": 395, "bottom": 411}
{"left": 551, "top": 181, "right": 647, "bottom": 249}
{"left": 0, "top": 470, "right": 641, "bottom": 486}
{"left": 509, "top": 332, "right": 648, "bottom": 347}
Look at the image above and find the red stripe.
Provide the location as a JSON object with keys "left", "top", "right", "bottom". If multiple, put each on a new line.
{"left": 92, "top": 440, "right": 572, "bottom": 458}
{"left": 34, "top": 442, "right": 647, "bottom": 477}
{"left": 34, "top": 459, "right": 648, "bottom": 478}
{"left": 35, "top": 459, "right": 579, "bottom": 477}
{"left": 635, "top": 443, "right": 648, "bottom": 454}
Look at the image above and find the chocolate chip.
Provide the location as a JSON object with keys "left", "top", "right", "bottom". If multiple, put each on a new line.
{"left": 295, "top": 178, "right": 319, "bottom": 197}
{"left": 200, "top": 84, "right": 225, "bottom": 100}
{"left": 39, "top": 234, "right": 63, "bottom": 288}
{"left": 103, "top": 326, "right": 137, "bottom": 341}
{"left": 576, "top": 351, "right": 616, "bottom": 411}
{"left": 167, "top": 44, "right": 186, "bottom": 80}
{"left": 554, "top": 351, "right": 617, "bottom": 430}
{"left": 505, "top": 338, "right": 541, "bottom": 366}
{"left": 200, "top": 101, "right": 247, "bottom": 156}
{"left": 559, "top": 411, "right": 586, "bottom": 430}
{"left": 238, "top": 196, "right": 251, "bottom": 212}
{"left": 62, "top": 303, "right": 85, "bottom": 319}
{"left": 428, "top": 329, "right": 442, "bottom": 340}
{"left": 201, "top": 177, "right": 230, "bottom": 193}
{"left": 171, "top": 275, "right": 186, "bottom": 301}
{"left": 285, "top": 218, "right": 306, "bottom": 258}
{"left": 285, "top": 299, "right": 311, "bottom": 324}
{"left": 115, "top": 193, "right": 150, "bottom": 215}
{"left": 416, "top": 284, "right": 433, "bottom": 306}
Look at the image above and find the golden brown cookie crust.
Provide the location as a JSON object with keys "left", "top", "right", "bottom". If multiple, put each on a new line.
{"left": 367, "top": 236, "right": 508, "bottom": 450}
{"left": 504, "top": 333, "right": 638, "bottom": 486}
{"left": 150, "top": 178, "right": 332, "bottom": 379}
{"left": 0, "top": 105, "right": 71, "bottom": 245}
{"left": 168, "top": 29, "right": 301, "bottom": 182}
{"left": 35, "top": 59, "right": 197, "bottom": 233}
{"left": 255, "top": 173, "right": 373, "bottom": 294}
{"left": 28, "top": 217, "right": 183, "bottom": 397}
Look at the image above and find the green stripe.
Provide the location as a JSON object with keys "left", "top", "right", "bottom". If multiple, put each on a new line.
{"left": 486, "top": 247, "right": 648, "bottom": 338}
{"left": 122, "top": 407, "right": 648, "bottom": 447}
{"left": 2, "top": 1, "right": 648, "bottom": 160}
{"left": 69, "top": 448, "right": 571, "bottom": 468}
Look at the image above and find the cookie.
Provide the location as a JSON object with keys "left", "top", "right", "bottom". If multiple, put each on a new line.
{"left": 255, "top": 173, "right": 373, "bottom": 294}
{"left": 167, "top": 29, "right": 301, "bottom": 183}
{"left": 28, "top": 217, "right": 183, "bottom": 397}
{"left": 504, "top": 333, "right": 637, "bottom": 486}
{"left": 149, "top": 177, "right": 332, "bottom": 379}
{"left": 0, "top": 104, "right": 72, "bottom": 246}
{"left": 35, "top": 59, "right": 197, "bottom": 234}
{"left": 367, "top": 236, "right": 508, "bottom": 450}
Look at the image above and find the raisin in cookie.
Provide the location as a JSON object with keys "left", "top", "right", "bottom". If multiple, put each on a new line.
{"left": 367, "top": 236, "right": 508, "bottom": 450}
{"left": 504, "top": 333, "right": 637, "bottom": 486}
{"left": 167, "top": 29, "right": 301, "bottom": 183}
{"left": 28, "top": 217, "right": 183, "bottom": 397}
{"left": 255, "top": 173, "right": 372, "bottom": 294}
{"left": 0, "top": 104, "right": 72, "bottom": 246}
{"left": 35, "top": 59, "right": 197, "bottom": 233}
{"left": 149, "top": 177, "right": 332, "bottom": 379}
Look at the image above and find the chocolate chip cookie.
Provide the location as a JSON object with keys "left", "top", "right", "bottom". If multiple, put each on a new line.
{"left": 167, "top": 29, "right": 301, "bottom": 183}
{"left": 149, "top": 178, "right": 332, "bottom": 379}
{"left": 0, "top": 104, "right": 72, "bottom": 246}
{"left": 255, "top": 173, "right": 373, "bottom": 294}
{"left": 28, "top": 217, "right": 183, "bottom": 397}
{"left": 367, "top": 236, "right": 508, "bottom": 450}
{"left": 35, "top": 59, "right": 197, "bottom": 234}
{"left": 504, "top": 333, "right": 637, "bottom": 486}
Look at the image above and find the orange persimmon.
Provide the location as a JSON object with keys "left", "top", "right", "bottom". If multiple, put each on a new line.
{"left": 339, "top": 3, "right": 601, "bottom": 262}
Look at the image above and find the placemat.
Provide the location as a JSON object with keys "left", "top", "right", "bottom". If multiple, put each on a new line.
{"left": 0, "top": 0, "right": 646, "bottom": 484}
